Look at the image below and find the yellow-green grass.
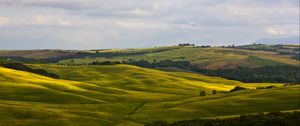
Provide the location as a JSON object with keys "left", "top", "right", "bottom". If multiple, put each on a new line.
{"left": 0, "top": 86, "right": 298, "bottom": 126}
{"left": 27, "top": 64, "right": 280, "bottom": 92}
{"left": 129, "top": 85, "right": 300, "bottom": 123}
{"left": 0, "top": 65, "right": 298, "bottom": 126}
{"left": 58, "top": 47, "right": 299, "bottom": 69}
{"left": 0, "top": 66, "right": 190, "bottom": 103}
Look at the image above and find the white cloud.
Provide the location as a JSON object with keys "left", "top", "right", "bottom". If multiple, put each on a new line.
{"left": 0, "top": 17, "right": 10, "bottom": 26}
{"left": 115, "top": 20, "right": 167, "bottom": 29}
{"left": 265, "top": 25, "right": 299, "bottom": 36}
{"left": 32, "top": 15, "right": 74, "bottom": 26}
{"left": 32, "top": 15, "right": 52, "bottom": 24}
{"left": 266, "top": 27, "right": 285, "bottom": 35}
{"left": 3, "top": 14, "right": 92, "bottom": 27}
{"left": 152, "top": 3, "right": 161, "bottom": 10}
{"left": 128, "top": 8, "right": 151, "bottom": 16}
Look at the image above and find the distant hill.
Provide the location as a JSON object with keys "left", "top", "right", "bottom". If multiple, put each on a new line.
{"left": 1, "top": 45, "right": 299, "bottom": 69}
{"left": 58, "top": 46, "right": 299, "bottom": 69}
{"left": 255, "top": 36, "right": 299, "bottom": 45}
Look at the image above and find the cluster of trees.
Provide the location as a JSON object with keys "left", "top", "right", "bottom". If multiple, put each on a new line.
{"left": 195, "top": 45, "right": 211, "bottom": 48}
{"left": 145, "top": 111, "right": 300, "bottom": 126}
{"left": 199, "top": 86, "right": 277, "bottom": 97}
{"left": 87, "top": 61, "right": 122, "bottom": 65}
{"left": 127, "top": 60, "right": 190, "bottom": 69}
{"left": 199, "top": 90, "right": 217, "bottom": 96}
{"left": 199, "top": 87, "right": 251, "bottom": 97}
{"left": 199, "top": 91, "right": 206, "bottom": 96}
{"left": 60, "top": 59, "right": 191, "bottom": 69}
{"left": 178, "top": 43, "right": 195, "bottom": 47}
{"left": 0, "top": 62, "right": 59, "bottom": 79}
{"left": 193, "top": 65, "right": 300, "bottom": 84}
{"left": 227, "top": 44, "right": 235, "bottom": 48}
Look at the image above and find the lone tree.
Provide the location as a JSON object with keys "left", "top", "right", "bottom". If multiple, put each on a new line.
{"left": 199, "top": 91, "right": 206, "bottom": 96}
{"left": 212, "top": 90, "right": 217, "bottom": 95}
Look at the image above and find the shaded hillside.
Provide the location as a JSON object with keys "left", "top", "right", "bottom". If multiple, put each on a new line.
{"left": 0, "top": 62, "right": 59, "bottom": 79}
{"left": 192, "top": 65, "right": 300, "bottom": 83}
{"left": 0, "top": 50, "right": 76, "bottom": 59}
{"left": 0, "top": 47, "right": 179, "bottom": 63}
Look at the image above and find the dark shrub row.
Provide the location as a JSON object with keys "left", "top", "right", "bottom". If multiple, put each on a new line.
{"left": 145, "top": 111, "right": 300, "bottom": 126}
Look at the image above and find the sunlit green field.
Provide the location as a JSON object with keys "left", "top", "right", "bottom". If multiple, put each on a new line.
{"left": 0, "top": 64, "right": 299, "bottom": 126}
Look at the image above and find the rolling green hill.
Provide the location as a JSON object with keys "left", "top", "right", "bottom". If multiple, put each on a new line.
{"left": 54, "top": 46, "right": 300, "bottom": 84}
{"left": 0, "top": 64, "right": 298, "bottom": 126}
{"left": 27, "top": 64, "right": 279, "bottom": 92}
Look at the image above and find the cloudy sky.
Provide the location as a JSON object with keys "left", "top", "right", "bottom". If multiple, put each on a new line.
{"left": 0, "top": 0, "right": 299, "bottom": 49}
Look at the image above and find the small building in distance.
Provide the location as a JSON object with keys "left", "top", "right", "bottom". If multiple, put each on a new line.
{"left": 178, "top": 43, "right": 195, "bottom": 47}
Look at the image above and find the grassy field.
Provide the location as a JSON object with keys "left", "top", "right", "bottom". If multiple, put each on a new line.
{"left": 58, "top": 47, "right": 299, "bottom": 69}
{"left": 0, "top": 64, "right": 298, "bottom": 126}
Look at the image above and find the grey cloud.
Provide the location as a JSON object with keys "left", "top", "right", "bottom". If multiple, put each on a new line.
{"left": 0, "top": 0, "right": 89, "bottom": 10}
{"left": 0, "top": 0, "right": 298, "bottom": 49}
